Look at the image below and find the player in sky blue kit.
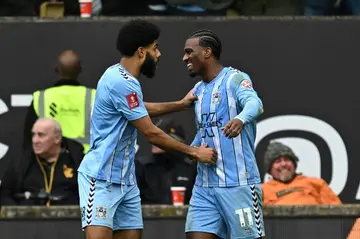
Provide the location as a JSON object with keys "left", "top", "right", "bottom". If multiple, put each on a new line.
{"left": 183, "top": 30, "right": 265, "bottom": 239}
{"left": 77, "top": 20, "right": 218, "bottom": 239}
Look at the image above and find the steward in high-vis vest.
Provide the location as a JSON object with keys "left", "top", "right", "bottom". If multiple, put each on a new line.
{"left": 23, "top": 50, "right": 96, "bottom": 153}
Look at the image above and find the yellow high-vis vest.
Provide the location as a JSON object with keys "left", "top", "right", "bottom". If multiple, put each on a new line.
{"left": 33, "top": 85, "right": 96, "bottom": 153}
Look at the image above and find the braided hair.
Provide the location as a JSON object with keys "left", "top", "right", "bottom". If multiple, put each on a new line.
{"left": 187, "top": 29, "right": 222, "bottom": 60}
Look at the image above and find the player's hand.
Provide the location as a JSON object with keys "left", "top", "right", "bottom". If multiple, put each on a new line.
{"left": 221, "top": 118, "right": 244, "bottom": 139}
{"left": 180, "top": 90, "right": 198, "bottom": 108}
{"left": 192, "top": 144, "right": 217, "bottom": 164}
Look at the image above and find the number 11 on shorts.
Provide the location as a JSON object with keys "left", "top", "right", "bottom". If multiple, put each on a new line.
{"left": 235, "top": 208, "right": 253, "bottom": 227}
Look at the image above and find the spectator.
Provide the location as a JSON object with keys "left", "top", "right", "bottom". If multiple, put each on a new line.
{"left": 0, "top": 118, "right": 84, "bottom": 206}
{"left": 261, "top": 141, "right": 341, "bottom": 205}
{"left": 135, "top": 117, "right": 197, "bottom": 205}
{"left": 23, "top": 50, "right": 96, "bottom": 153}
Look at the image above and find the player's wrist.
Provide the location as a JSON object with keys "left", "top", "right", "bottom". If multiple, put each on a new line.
{"left": 235, "top": 116, "right": 245, "bottom": 124}
{"left": 188, "top": 146, "right": 199, "bottom": 161}
{"left": 178, "top": 99, "right": 186, "bottom": 109}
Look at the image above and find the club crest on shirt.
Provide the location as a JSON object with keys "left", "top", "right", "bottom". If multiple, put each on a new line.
{"left": 63, "top": 164, "right": 73, "bottom": 179}
{"left": 212, "top": 91, "right": 221, "bottom": 104}
{"left": 96, "top": 206, "right": 107, "bottom": 219}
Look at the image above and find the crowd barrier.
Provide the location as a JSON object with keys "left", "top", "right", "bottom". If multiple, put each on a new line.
{"left": 1, "top": 205, "right": 360, "bottom": 239}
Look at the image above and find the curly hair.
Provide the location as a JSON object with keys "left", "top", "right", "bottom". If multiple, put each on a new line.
{"left": 116, "top": 20, "right": 160, "bottom": 57}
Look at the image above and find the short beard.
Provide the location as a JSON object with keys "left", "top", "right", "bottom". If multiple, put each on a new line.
{"left": 140, "top": 52, "right": 157, "bottom": 78}
{"left": 278, "top": 169, "right": 294, "bottom": 183}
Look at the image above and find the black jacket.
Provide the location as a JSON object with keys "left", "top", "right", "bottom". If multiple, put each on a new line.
{"left": 22, "top": 80, "right": 83, "bottom": 150}
{"left": 135, "top": 153, "right": 197, "bottom": 205}
{"left": 0, "top": 137, "right": 84, "bottom": 207}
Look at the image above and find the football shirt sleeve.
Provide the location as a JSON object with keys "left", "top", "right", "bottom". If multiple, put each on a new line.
{"left": 109, "top": 78, "right": 148, "bottom": 121}
{"left": 230, "top": 72, "right": 264, "bottom": 124}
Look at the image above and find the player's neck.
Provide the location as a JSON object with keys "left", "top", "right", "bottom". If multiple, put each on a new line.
{"left": 202, "top": 64, "right": 224, "bottom": 83}
{"left": 120, "top": 58, "right": 141, "bottom": 78}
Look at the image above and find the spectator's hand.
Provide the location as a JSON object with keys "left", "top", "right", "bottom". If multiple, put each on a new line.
{"left": 180, "top": 90, "right": 198, "bottom": 108}
{"left": 191, "top": 144, "right": 217, "bottom": 164}
{"left": 222, "top": 118, "right": 244, "bottom": 138}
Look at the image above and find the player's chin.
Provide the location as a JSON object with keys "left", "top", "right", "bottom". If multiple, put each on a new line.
{"left": 189, "top": 71, "right": 197, "bottom": 78}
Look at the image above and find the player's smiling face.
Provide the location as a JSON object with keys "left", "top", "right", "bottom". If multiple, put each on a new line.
{"left": 183, "top": 38, "right": 205, "bottom": 78}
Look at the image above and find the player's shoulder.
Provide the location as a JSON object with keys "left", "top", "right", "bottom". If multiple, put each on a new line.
{"left": 100, "top": 64, "right": 140, "bottom": 88}
{"left": 227, "top": 67, "right": 251, "bottom": 81}
{"left": 103, "top": 64, "right": 135, "bottom": 82}
{"left": 226, "top": 67, "right": 253, "bottom": 89}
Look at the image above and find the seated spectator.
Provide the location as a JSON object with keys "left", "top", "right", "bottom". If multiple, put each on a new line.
{"left": 135, "top": 117, "right": 197, "bottom": 205}
{"left": 261, "top": 141, "right": 341, "bottom": 205}
{"left": 0, "top": 118, "right": 84, "bottom": 206}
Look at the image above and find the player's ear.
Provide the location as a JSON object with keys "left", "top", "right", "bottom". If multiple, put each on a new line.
{"left": 204, "top": 47, "right": 212, "bottom": 59}
{"left": 137, "top": 47, "right": 146, "bottom": 59}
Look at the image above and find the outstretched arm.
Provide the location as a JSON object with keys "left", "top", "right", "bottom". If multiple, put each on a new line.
{"left": 144, "top": 101, "right": 184, "bottom": 117}
{"left": 144, "top": 90, "right": 197, "bottom": 117}
{"left": 131, "top": 115, "right": 216, "bottom": 164}
{"left": 108, "top": 80, "right": 215, "bottom": 164}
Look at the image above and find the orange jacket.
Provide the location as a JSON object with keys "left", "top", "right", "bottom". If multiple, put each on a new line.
{"left": 261, "top": 174, "right": 342, "bottom": 205}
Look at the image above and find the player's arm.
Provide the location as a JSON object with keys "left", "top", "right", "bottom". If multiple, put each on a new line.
{"left": 109, "top": 80, "right": 216, "bottom": 164}
{"left": 222, "top": 73, "right": 264, "bottom": 138}
{"left": 233, "top": 73, "right": 264, "bottom": 123}
{"left": 144, "top": 90, "right": 197, "bottom": 117}
{"left": 131, "top": 116, "right": 216, "bottom": 164}
{"left": 189, "top": 131, "right": 202, "bottom": 164}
